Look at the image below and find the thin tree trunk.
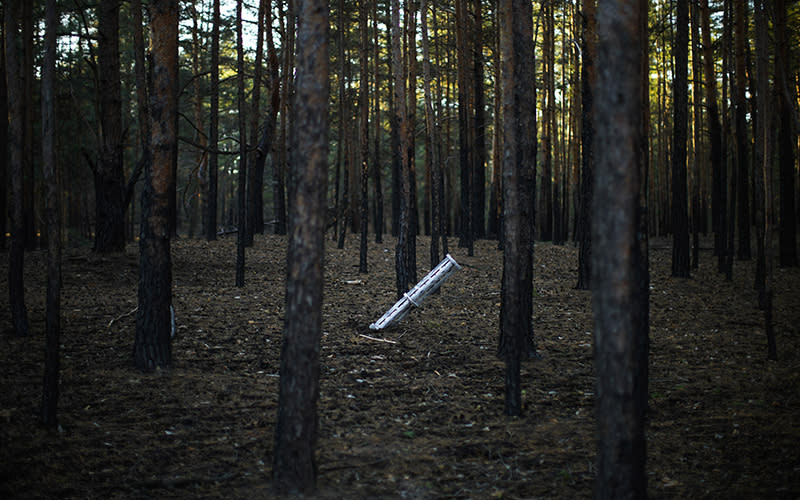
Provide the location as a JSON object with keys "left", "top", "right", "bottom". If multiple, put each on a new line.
{"left": 671, "top": 0, "right": 690, "bottom": 278}
{"left": 775, "top": 0, "right": 797, "bottom": 267}
{"left": 207, "top": 0, "right": 220, "bottom": 241}
{"left": 691, "top": 0, "right": 703, "bottom": 269}
{"left": 392, "top": 0, "right": 414, "bottom": 295}
{"left": 95, "top": 0, "right": 126, "bottom": 253}
{"left": 593, "top": 1, "right": 648, "bottom": 496}
{"left": 22, "top": 0, "right": 35, "bottom": 250}
{"left": 235, "top": 0, "right": 247, "bottom": 286}
{"left": 247, "top": 0, "right": 268, "bottom": 244}
{"left": 421, "top": 0, "right": 442, "bottom": 268}
{"left": 734, "top": 0, "right": 751, "bottom": 261}
{"left": 372, "top": 0, "right": 384, "bottom": 244}
{"left": 498, "top": 0, "right": 537, "bottom": 417}
{"left": 576, "top": 0, "right": 595, "bottom": 290}
{"left": 359, "top": 0, "right": 370, "bottom": 273}
{"left": 41, "top": 0, "right": 61, "bottom": 427}
{"left": 272, "top": 0, "right": 329, "bottom": 490}
{"left": 135, "top": 0, "right": 178, "bottom": 371}
{"left": 4, "top": 0, "right": 29, "bottom": 337}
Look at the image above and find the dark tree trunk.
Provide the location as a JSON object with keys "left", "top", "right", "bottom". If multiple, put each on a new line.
{"left": 576, "top": 0, "right": 595, "bottom": 290}
{"left": 471, "top": 0, "right": 486, "bottom": 240}
{"left": 701, "top": 0, "right": 725, "bottom": 271}
{"left": 372, "top": 0, "right": 384, "bottom": 244}
{"left": 274, "top": 0, "right": 293, "bottom": 236}
{"left": 207, "top": 0, "right": 220, "bottom": 241}
{"left": 4, "top": 0, "right": 29, "bottom": 337}
{"left": 592, "top": 2, "right": 648, "bottom": 497}
{"left": 135, "top": 0, "right": 178, "bottom": 371}
{"left": 257, "top": 19, "right": 281, "bottom": 238}
{"left": 456, "top": 0, "right": 473, "bottom": 255}
{"left": 498, "top": 0, "right": 537, "bottom": 417}
{"left": 734, "top": 0, "right": 750, "bottom": 261}
{"left": 541, "top": 0, "right": 554, "bottom": 242}
{"left": 246, "top": 0, "right": 268, "bottom": 245}
{"left": 272, "top": 0, "right": 328, "bottom": 491}
{"left": 756, "top": 0, "right": 777, "bottom": 359}
{"left": 671, "top": 0, "right": 690, "bottom": 278}
{"left": 22, "top": 0, "right": 34, "bottom": 251}
{"left": 235, "top": 0, "right": 247, "bottom": 287}
{"left": 0, "top": 17, "right": 7, "bottom": 252}
{"left": 392, "top": 0, "right": 415, "bottom": 296}
{"left": 690, "top": 0, "right": 703, "bottom": 270}
{"left": 41, "top": 0, "right": 61, "bottom": 428}
{"left": 359, "top": 0, "right": 370, "bottom": 274}
{"left": 95, "top": 0, "right": 126, "bottom": 253}
{"left": 131, "top": 0, "right": 150, "bottom": 217}
{"left": 775, "top": 0, "right": 797, "bottom": 267}
{"left": 422, "top": 0, "right": 443, "bottom": 268}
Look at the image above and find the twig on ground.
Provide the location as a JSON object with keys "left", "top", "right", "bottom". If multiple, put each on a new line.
{"left": 358, "top": 333, "right": 397, "bottom": 344}
{"left": 108, "top": 306, "right": 138, "bottom": 329}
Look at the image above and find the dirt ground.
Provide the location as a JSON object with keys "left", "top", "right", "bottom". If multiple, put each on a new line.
{"left": 1, "top": 233, "right": 799, "bottom": 499}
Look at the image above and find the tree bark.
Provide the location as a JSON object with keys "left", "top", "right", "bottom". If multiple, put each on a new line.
{"left": 41, "top": 0, "right": 61, "bottom": 427}
{"left": 135, "top": 0, "right": 178, "bottom": 371}
{"left": 95, "top": 0, "right": 126, "bottom": 253}
{"left": 734, "top": 0, "right": 750, "bottom": 261}
{"left": 592, "top": 2, "right": 648, "bottom": 497}
{"left": 498, "top": 0, "right": 537, "bottom": 417}
{"left": 392, "top": 0, "right": 415, "bottom": 296}
{"left": 359, "top": 0, "right": 370, "bottom": 273}
{"left": 4, "top": 0, "right": 29, "bottom": 337}
{"left": 576, "top": 0, "right": 595, "bottom": 290}
{"left": 372, "top": 0, "right": 384, "bottom": 244}
{"left": 775, "top": 0, "right": 797, "bottom": 267}
{"left": 671, "top": 0, "right": 690, "bottom": 278}
{"left": 235, "top": 0, "right": 247, "bottom": 286}
{"left": 272, "top": 0, "right": 329, "bottom": 490}
{"left": 246, "top": 0, "right": 268, "bottom": 245}
{"left": 207, "top": 0, "right": 220, "bottom": 241}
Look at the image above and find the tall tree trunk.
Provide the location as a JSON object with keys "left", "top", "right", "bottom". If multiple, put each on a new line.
{"left": 4, "top": 0, "right": 29, "bottom": 337}
{"left": 135, "top": 0, "right": 178, "bottom": 371}
{"left": 131, "top": 0, "right": 150, "bottom": 221}
{"left": 95, "top": 0, "right": 126, "bottom": 253}
{"left": 690, "top": 0, "right": 703, "bottom": 270}
{"left": 335, "top": 0, "right": 348, "bottom": 247}
{"left": 359, "top": 0, "right": 370, "bottom": 273}
{"left": 257, "top": 6, "right": 282, "bottom": 238}
{"left": 541, "top": 0, "right": 554, "bottom": 242}
{"left": 498, "top": 0, "right": 537, "bottom": 417}
{"left": 456, "top": 0, "right": 474, "bottom": 254}
{"left": 0, "top": 15, "right": 6, "bottom": 252}
{"left": 40, "top": 0, "right": 64, "bottom": 360}
{"left": 272, "top": 0, "right": 329, "bottom": 490}
{"left": 488, "top": 3, "right": 502, "bottom": 241}
{"left": 701, "top": 0, "right": 725, "bottom": 270}
{"left": 207, "top": 0, "right": 220, "bottom": 241}
{"left": 191, "top": 3, "right": 207, "bottom": 240}
{"left": 576, "top": 0, "right": 595, "bottom": 290}
{"left": 247, "top": 0, "right": 268, "bottom": 244}
{"left": 734, "top": 0, "right": 751, "bottom": 261}
{"left": 755, "top": 0, "right": 777, "bottom": 359}
{"left": 593, "top": 1, "right": 648, "bottom": 496}
{"left": 471, "top": 0, "right": 486, "bottom": 240}
{"left": 421, "top": 0, "right": 442, "bottom": 268}
{"left": 671, "top": 0, "right": 690, "bottom": 278}
{"left": 372, "top": 0, "right": 385, "bottom": 244}
{"left": 274, "top": 0, "right": 293, "bottom": 236}
{"left": 392, "top": 0, "right": 415, "bottom": 295}
{"left": 775, "top": 0, "right": 797, "bottom": 267}
{"left": 22, "top": 0, "right": 35, "bottom": 250}
{"left": 235, "top": 0, "right": 247, "bottom": 286}
{"left": 41, "top": 0, "right": 61, "bottom": 428}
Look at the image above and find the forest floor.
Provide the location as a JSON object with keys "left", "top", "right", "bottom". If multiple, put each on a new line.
{"left": 1, "top": 233, "right": 799, "bottom": 499}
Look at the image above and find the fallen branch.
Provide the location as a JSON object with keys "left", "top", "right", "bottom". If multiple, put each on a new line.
{"left": 358, "top": 334, "right": 397, "bottom": 344}
{"left": 108, "top": 307, "right": 138, "bottom": 329}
